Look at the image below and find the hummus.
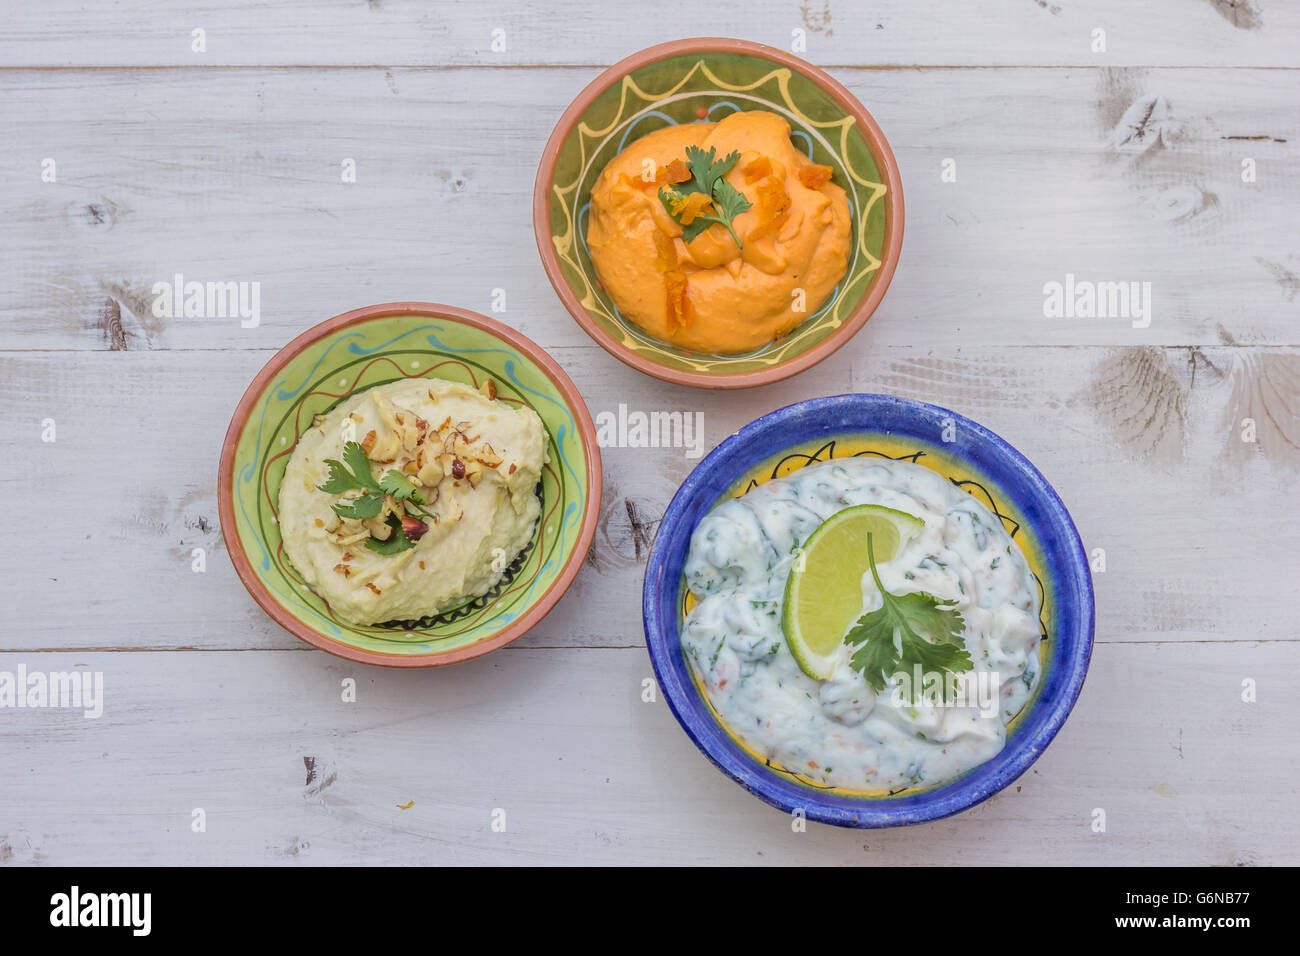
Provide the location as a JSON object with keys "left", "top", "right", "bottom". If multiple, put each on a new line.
{"left": 586, "top": 110, "right": 852, "bottom": 354}
{"left": 278, "top": 378, "right": 547, "bottom": 626}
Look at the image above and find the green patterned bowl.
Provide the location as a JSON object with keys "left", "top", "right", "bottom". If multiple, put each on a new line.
{"left": 533, "top": 37, "right": 904, "bottom": 389}
{"left": 217, "top": 303, "right": 602, "bottom": 667}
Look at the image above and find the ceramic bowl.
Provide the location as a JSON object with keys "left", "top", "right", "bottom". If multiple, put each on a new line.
{"left": 218, "top": 302, "right": 601, "bottom": 667}
{"left": 643, "top": 394, "right": 1093, "bottom": 826}
{"left": 534, "top": 37, "right": 904, "bottom": 389}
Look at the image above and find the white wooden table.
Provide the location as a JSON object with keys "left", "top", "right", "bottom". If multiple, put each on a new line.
{"left": 1, "top": 1, "right": 1297, "bottom": 866}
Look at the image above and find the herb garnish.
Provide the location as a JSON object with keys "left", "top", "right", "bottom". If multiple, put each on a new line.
{"left": 319, "top": 440, "right": 434, "bottom": 552}
{"left": 658, "top": 145, "right": 753, "bottom": 249}
{"left": 843, "top": 533, "right": 973, "bottom": 695}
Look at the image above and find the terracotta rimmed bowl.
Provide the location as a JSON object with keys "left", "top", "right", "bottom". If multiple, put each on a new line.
{"left": 217, "top": 303, "right": 602, "bottom": 667}
{"left": 533, "top": 37, "right": 904, "bottom": 389}
{"left": 644, "top": 394, "right": 1094, "bottom": 826}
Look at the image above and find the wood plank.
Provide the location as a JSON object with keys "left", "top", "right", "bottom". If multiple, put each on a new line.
{"left": 1, "top": 345, "right": 1295, "bottom": 651}
{"left": 0, "top": 642, "right": 1292, "bottom": 865}
{"left": 2, "top": 66, "right": 1296, "bottom": 352}
{"left": 3, "top": 0, "right": 1299, "bottom": 68}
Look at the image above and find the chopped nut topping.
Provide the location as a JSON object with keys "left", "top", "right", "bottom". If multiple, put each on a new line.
{"left": 400, "top": 514, "right": 429, "bottom": 541}
{"left": 333, "top": 563, "right": 352, "bottom": 577}
{"left": 479, "top": 378, "right": 498, "bottom": 401}
{"left": 372, "top": 389, "right": 399, "bottom": 428}
{"left": 361, "top": 429, "right": 377, "bottom": 454}
{"left": 417, "top": 457, "right": 444, "bottom": 487}
{"left": 368, "top": 430, "right": 400, "bottom": 462}
{"left": 365, "top": 582, "right": 382, "bottom": 595}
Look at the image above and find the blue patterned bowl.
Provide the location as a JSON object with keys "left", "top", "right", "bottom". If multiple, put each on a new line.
{"left": 643, "top": 394, "right": 1093, "bottom": 826}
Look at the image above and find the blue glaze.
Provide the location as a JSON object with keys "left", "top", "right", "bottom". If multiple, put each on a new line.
{"left": 643, "top": 394, "right": 1094, "bottom": 828}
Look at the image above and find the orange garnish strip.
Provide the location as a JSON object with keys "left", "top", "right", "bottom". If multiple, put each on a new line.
{"left": 667, "top": 190, "right": 714, "bottom": 225}
{"left": 744, "top": 156, "right": 792, "bottom": 242}
{"left": 797, "top": 163, "right": 834, "bottom": 190}
{"left": 665, "top": 270, "right": 691, "bottom": 330}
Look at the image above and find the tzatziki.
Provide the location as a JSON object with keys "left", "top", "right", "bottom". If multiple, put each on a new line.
{"left": 681, "top": 457, "right": 1042, "bottom": 791}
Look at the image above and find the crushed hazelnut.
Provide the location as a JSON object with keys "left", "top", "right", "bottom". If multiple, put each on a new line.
{"left": 400, "top": 514, "right": 429, "bottom": 541}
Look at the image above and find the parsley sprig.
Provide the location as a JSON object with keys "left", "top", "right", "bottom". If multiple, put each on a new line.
{"left": 658, "top": 145, "right": 753, "bottom": 249}
{"left": 318, "top": 440, "right": 433, "bottom": 553}
{"left": 843, "top": 533, "right": 973, "bottom": 697}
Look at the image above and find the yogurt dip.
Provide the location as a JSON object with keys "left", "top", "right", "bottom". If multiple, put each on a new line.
{"left": 279, "top": 378, "right": 547, "bottom": 626}
{"left": 681, "top": 457, "right": 1043, "bottom": 791}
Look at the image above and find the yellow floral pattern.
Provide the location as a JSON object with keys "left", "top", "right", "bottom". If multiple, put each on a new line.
{"left": 546, "top": 55, "right": 890, "bottom": 374}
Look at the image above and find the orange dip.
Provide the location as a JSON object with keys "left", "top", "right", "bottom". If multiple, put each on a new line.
{"left": 586, "top": 111, "right": 851, "bottom": 354}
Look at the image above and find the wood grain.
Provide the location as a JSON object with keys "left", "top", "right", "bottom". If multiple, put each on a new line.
{"left": 1, "top": 3, "right": 1297, "bottom": 866}
{"left": 1, "top": 66, "right": 1297, "bottom": 351}
{"left": 3, "top": 0, "right": 1299, "bottom": 68}
{"left": 1, "top": 345, "right": 1295, "bottom": 652}
{"left": 0, "top": 642, "right": 1292, "bottom": 865}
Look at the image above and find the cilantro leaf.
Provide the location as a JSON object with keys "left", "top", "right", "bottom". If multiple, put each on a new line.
{"left": 843, "top": 533, "right": 972, "bottom": 699}
{"left": 318, "top": 438, "right": 431, "bottom": 548}
{"left": 318, "top": 458, "right": 359, "bottom": 495}
{"left": 685, "top": 145, "right": 739, "bottom": 197}
{"left": 890, "top": 592, "right": 967, "bottom": 649}
{"left": 319, "top": 440, "right": 382, "bottom": 497}
{"left": 379, "top": 469, "right": 426, "bottom": 506}
{"left": 847, "top": 612, "right": 901, "bottom": 693}
{"left": 364, "top": 514, "right": 415, "bottom": 555}
{"left": 710, "top": 178, "right": 752, "bottom": 222}
{"left": 342, "top": 441, "right": 381, "bottom": 492}
{"left": 658, "top": 146, "right": 752, "bottom": 249}
{"left": 331, "top": 493, "right": 383, "bottom": 520}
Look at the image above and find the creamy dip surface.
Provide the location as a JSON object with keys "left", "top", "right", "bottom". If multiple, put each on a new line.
{"left": 681, "top": 457, "right": 1043, "bottom": 791}
{"left": 279, "top": 379, "right": 547, "bottom": 626}
{"left": 586, "top": 110, "right": 852, "bottom": 354}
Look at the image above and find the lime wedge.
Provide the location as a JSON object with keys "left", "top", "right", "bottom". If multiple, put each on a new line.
{"left": 781, "top": 504, "right": 925, "bottom": 680}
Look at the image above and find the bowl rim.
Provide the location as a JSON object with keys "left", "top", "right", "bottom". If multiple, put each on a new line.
{"left": 532, "top": 36, "right": 905, "bottom": 390}
{"left": 642, "top": 393, "right": 1095, "bottom": 826}
{"left": 217, "top": 301, "right": 603, "bottom": 668}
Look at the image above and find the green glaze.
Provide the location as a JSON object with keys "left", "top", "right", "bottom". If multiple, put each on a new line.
{"left": 226, "top": 314, "right": 589, "bottom": 656}
{"left": 545, "top": 50, "right": 890, "bottom": 376}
